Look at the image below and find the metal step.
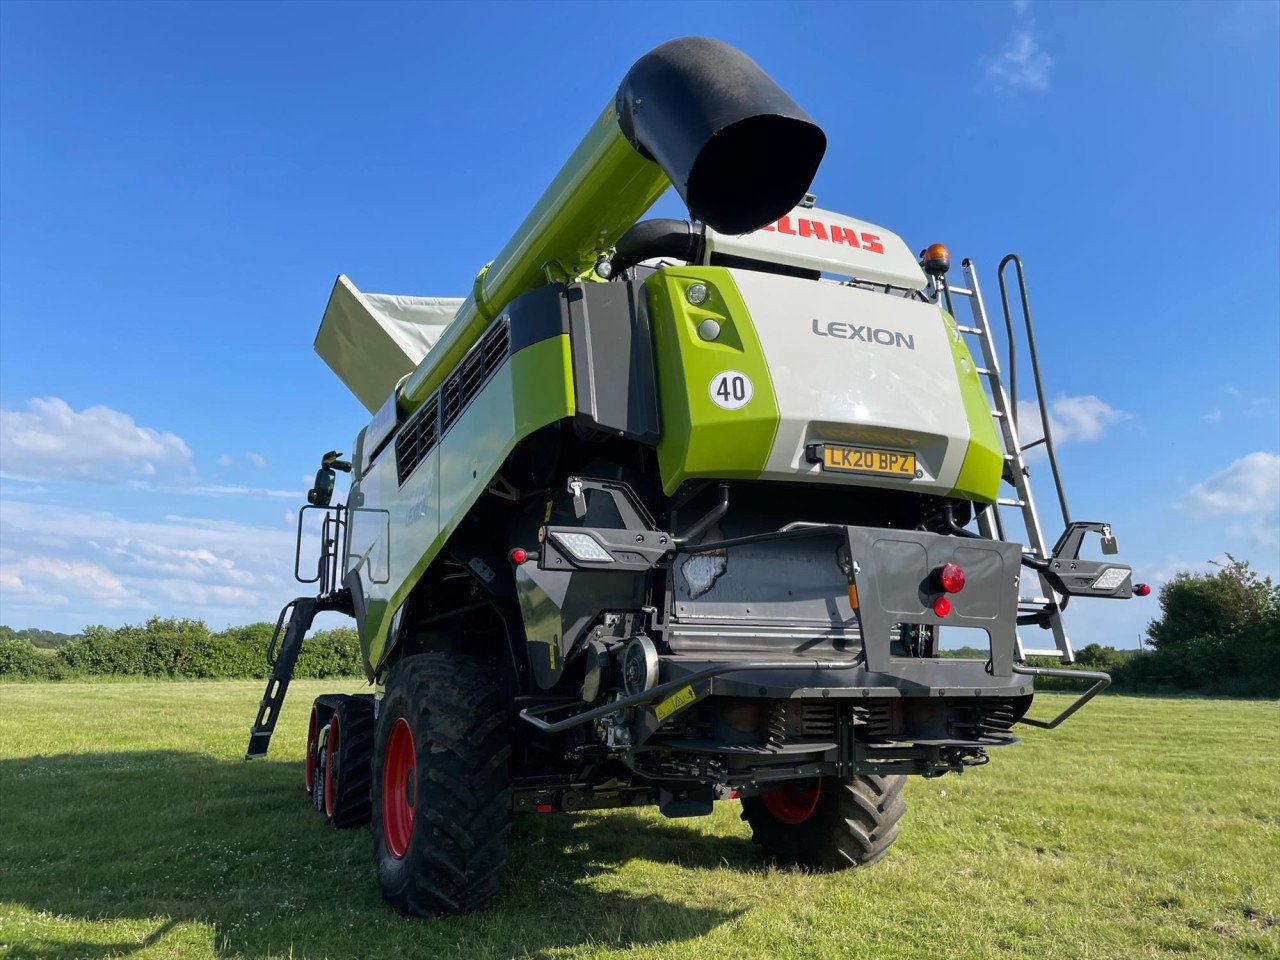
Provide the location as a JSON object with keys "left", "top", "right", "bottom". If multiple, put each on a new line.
{"left": 245, "top": 592, "right": 350, "bottom": 759}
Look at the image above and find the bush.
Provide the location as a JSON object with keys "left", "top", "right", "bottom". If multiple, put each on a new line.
{"left": 0, "top": 637, "right": 59, "bottom": 680}
{"left": 1, "top": 617, "right": 364, "bottom": 681}
{"left": 1022, "top": 559, "right": 1279, "bottom": 697}
{"left": 1140, "top": 557, "right": 1280, "bottom": 697}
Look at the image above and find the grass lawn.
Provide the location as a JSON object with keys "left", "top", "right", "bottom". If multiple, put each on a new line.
{"left": 0, "top": 681, "right": 1276, "bottom": 960}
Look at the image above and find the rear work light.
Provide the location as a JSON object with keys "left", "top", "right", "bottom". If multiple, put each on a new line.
{"left": 938, "top": 563, "right": 965, "bottom": 594}
{"left": 552, "top": 531, "right": 614, "bottom": 563}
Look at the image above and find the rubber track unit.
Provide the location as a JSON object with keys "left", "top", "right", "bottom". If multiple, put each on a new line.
{"left": 324, "top": 694, "right": 375, "bottom": 828}
{"left": 372, "top": 653, "right": 511, "bottom": 915}
{"left": 740, "top": 774, "right": 907, "bottom": 870}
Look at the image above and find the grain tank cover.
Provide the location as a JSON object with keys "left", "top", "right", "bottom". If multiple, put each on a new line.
{"left": 704, "top": 206, "right": 927, "bottom": 290}
{"left": 315, "top": 275, "right": 464, "bottom": 413}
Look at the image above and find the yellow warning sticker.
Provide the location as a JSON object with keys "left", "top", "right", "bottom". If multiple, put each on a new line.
{"left": 653, "top": 684, "right": 696, "bottom": 721}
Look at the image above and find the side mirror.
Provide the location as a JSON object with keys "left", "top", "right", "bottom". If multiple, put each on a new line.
{"left": 307, "top": 450, "right": 352, "bottom": 506}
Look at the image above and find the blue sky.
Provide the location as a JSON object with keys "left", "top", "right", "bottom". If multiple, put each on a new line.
{"left": 1, "top": 0, "right": 1277, "bottom": 646}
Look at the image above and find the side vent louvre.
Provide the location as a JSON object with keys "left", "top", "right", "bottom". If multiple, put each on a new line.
{"left": 395, "top": 398, "right": 438, "bottom": 485}
{"left": 440, "top": 321, "right": 510, "bottom": 434}
{"left": 395, "top": 319, "right": 510, "bottom": 487}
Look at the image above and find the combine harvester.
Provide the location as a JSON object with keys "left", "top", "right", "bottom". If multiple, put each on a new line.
{"left": 246, "top": 37, "right": 1147, "bottom": 915}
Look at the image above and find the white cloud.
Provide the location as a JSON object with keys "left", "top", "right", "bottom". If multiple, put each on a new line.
{"left": 986, "top": 26, "right": 1053, "bottom": 94}
{"left": 246, "top": 452, "right": 267, "bottom": 469}
{"left": 0, "top": 397, "right": 193, "bottom": 483}
{"left": 0, "top": 500, "right": 297, "bottom": 627}
{"left": 1184, "top": 452, "right": 1280, "bottom": 516}
{"left": 217, "top": 453, "right": 235, "bottom": 468}
{"left": 1013, "top": 0, "right": 1031, "bottom": 12}
{"left": 7, "top": 556, "right": 129, "bottom": 600}
{"left": 1202, "top": 410, "right": 1223, "bottom": 423}
{"left": 1016, "top": 394, "right": 1129, "bottom": 447}
{"left": 193, "top": 484, "right": 300, "bottom": 499}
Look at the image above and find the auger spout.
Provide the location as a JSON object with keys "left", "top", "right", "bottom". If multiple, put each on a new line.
{"left": 396, "top": 36, "right": 825, "bottom": 415}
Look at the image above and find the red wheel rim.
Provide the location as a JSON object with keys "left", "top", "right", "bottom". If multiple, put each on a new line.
{"left": 381, "top": 717, "right": 415, "bottom": 859}
{"left": 304, "top": 706, "right": 319, "bottom": 792}
{"left": 323, "top": 714, "right": 340, "bottom": 817}
{"left": 761, "top": 779, "right": 822, "bottom": 825}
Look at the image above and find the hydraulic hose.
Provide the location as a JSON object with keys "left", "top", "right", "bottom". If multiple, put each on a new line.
{"left": 605, "top": 219, "right": 703, "bottom": 277}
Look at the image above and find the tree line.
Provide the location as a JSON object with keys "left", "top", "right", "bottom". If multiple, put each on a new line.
{"left": 0, "top": 617, "right": 362, "bottom": 681}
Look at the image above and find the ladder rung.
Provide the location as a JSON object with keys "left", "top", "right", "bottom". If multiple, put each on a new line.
{"left": 947, "top": 286, "right": 975, "bottom": 296}
{"left": 1020, "top": 648, "right": 1066, "bottom": 659}
{"left": 974, "top": 367, "right": 992, "bottom": 376}
{"left": 956, "top": 325, "right": 984, "bottom": 335}
{"left": 997, "top": 498, "right": 1026, "bottom": 507}
{"left": 1019, "top": 597, "right": 1053, "bottom": 605}
{"left": 990, "top": 410, "right": 1005, "bottom": 418}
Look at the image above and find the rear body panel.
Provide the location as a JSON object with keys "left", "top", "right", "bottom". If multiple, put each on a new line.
{"left": 645, "top": 267, "right": 1002, "bottom": 500}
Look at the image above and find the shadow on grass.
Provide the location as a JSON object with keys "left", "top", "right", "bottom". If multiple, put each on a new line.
{"left": 0, "top": 751, "right": 753, "bottom": 959}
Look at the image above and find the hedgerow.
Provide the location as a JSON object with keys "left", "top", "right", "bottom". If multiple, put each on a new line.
{"left": 1, "top": 617, "right": 362, "bottom": 681}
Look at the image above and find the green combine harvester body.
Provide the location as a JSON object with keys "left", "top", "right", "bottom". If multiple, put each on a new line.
{"left": 246, "top": 37, "right": 1144, "bottom": 916}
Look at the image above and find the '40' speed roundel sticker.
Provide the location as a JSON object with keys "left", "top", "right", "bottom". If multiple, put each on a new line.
{"left": 709, "top": 371, "right": 753, "bottom": 410}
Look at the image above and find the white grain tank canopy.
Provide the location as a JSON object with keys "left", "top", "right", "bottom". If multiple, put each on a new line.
{"left": 703, "top": 206, "right": 927, "bottom": 290}
{"left": 315, "top": 275, "right": 464, "bottom": 414}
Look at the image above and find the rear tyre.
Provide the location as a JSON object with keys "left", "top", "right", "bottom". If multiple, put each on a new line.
{"left": 323, "top": 695, "right": 375, "bottom": 828}
{"left": 372, "top": 653, "right": 511, "bottom": 915}
{"left": 305, "top": 703, "right": 322, "bottom": 795}
{"left": 741, "top": 774, "right": 906, "bottom": 870}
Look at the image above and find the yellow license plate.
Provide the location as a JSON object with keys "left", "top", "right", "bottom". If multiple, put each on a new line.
{"left": 821, "top": 444, "right": 916, "bottom": 477}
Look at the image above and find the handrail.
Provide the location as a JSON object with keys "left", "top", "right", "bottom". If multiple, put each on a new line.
{"left": 1011, "top": 664, "right": 1110, "bottom": 729}
{"left": 294, "top": 503, "right": 345, "bottom": 592}
{"left": 998, "top": 255, "right": 1071, "bottom": 529}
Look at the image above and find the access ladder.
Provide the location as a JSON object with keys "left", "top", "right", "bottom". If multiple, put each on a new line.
{"left": 933, "top": 256, "right": 1077, "bottom": 663}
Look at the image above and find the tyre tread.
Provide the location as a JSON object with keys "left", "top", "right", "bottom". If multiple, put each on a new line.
{"left": 373, "top": 653, "right": 510, "bottom": 916}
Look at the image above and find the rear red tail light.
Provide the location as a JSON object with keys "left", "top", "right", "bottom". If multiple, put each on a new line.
{"left": 1134, "top": 582, "right": 1151, "bottom": 597}
{"left": 932, "top": 596, "right": 951, "bottom": 617}
{"left": 939, "top": 563, "right": 965, "bottom": 594}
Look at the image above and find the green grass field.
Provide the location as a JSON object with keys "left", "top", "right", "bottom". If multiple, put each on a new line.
{"left": 0, "top": 682, "right": 1276, "bottom": 960}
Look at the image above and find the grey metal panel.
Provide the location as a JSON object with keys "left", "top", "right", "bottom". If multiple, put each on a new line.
{"left": 671, "top": 519, "right": 855, "bottom": 623}
{"left": 516, "top": 562, "right": 647, "bottom": 691}
{"left": 664, "top": 524, "right": 1020, "bottom": 676}
{"left": 869, "top": 539, "right": 929, "bottom": 614}
{"left": 566, "top": 282, "right": 660, "bottom": 443}
{"left": 848, "top": 527, "right": 1021, "bottom": 677}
